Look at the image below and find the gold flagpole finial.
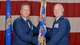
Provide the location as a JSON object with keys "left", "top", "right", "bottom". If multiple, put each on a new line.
{"left": 41, "top": 0, "right": 45, "bottom": 4}
{"left": 42, "top": 0, "right": 45, "bottom": 2}
{"left": 43, "top": 0, "right": 45, "bottom": 2}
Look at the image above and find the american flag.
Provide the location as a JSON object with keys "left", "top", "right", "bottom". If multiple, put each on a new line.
{"left": 0, "top": 0, "right": 80, "bottom": 45}
{"left": 5, "top": 0, "right": 12, "bottom": 45}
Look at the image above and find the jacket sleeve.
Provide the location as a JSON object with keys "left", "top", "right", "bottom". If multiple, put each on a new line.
{"left": 33, "top": 22, "right": 40, "bottom": 35}
{"left": 47, "top": 20, "right": 69, "bottom": 45}
{"left": 45, "top": 27, "right": 52, "bottom": 39}
{"left": 13, "top": 20, "right": 32, "bottom": 42}
{"left": 31, "top": 22, "right": 41, "bottom": 44}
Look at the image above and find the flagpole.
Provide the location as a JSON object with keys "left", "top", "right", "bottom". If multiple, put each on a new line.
{"left": 39, "top": 0, "right": 46, "bottom": 45}
{"left": 5, "top": 0, "right": 12, "bottom": 45}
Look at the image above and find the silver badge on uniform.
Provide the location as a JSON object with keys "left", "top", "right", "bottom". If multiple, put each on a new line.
{"left": 28, "top": 22, "right": 33, "bottom": 30}
{"left": 31, "top": 26, "right": 33, "bottom": 30}
{"left": 54, "top": 23, "right": 59, "bottom": 28}
{"left": 28, "top": 22, "right": 30, "bottom": 28}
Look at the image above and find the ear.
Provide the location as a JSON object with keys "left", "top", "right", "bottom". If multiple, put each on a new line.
{"left": 63, "top": 8, "right": 64, "bottom": 12}
{"left": 61, "top": 8, "right": 64, "bottom": 13}
{"left": 20, "top": 9, "right": 22, "bottom": 14}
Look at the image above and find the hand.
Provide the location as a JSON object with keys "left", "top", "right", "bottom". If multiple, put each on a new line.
{"left": 38, "top": 36, "right": 45, "bottom": 43}
{"left": 38, "top": 16, "right": 42, "bottom": 22}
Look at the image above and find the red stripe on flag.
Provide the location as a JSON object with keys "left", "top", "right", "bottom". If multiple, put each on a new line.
{"left": 0, "top": 1, "right": 80, "bottom": 17}
{"left": 0, "top": 31, "right": 79, "bottom": 45}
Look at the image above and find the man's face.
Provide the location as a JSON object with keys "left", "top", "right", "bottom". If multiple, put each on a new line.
{"left": 20, "top": 5, "right": 30, "bottom": 18}
{"left": 54, "top": 4, "right": 64, "bottom": 17}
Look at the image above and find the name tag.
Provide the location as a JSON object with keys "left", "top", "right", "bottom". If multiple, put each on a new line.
{"left": 54, "top": 23, "right": 59, "bottom": 28}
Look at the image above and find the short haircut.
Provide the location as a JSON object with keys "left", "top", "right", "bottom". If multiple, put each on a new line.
{"left": 54, "top": 4, "right": 64, "bottom": 10}
{"left": 21, "top": 3, "right": 30, "bottom": 9}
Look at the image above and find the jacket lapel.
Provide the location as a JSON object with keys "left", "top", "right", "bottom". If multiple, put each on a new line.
{"left": 52, "top": 16, "right": 64, "bottom": 29}
{"left": 19, "top": 16, "right": 29, "bottom": 28}
{"left": 56, "top": 16, "right": 64, "bottom": 23}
